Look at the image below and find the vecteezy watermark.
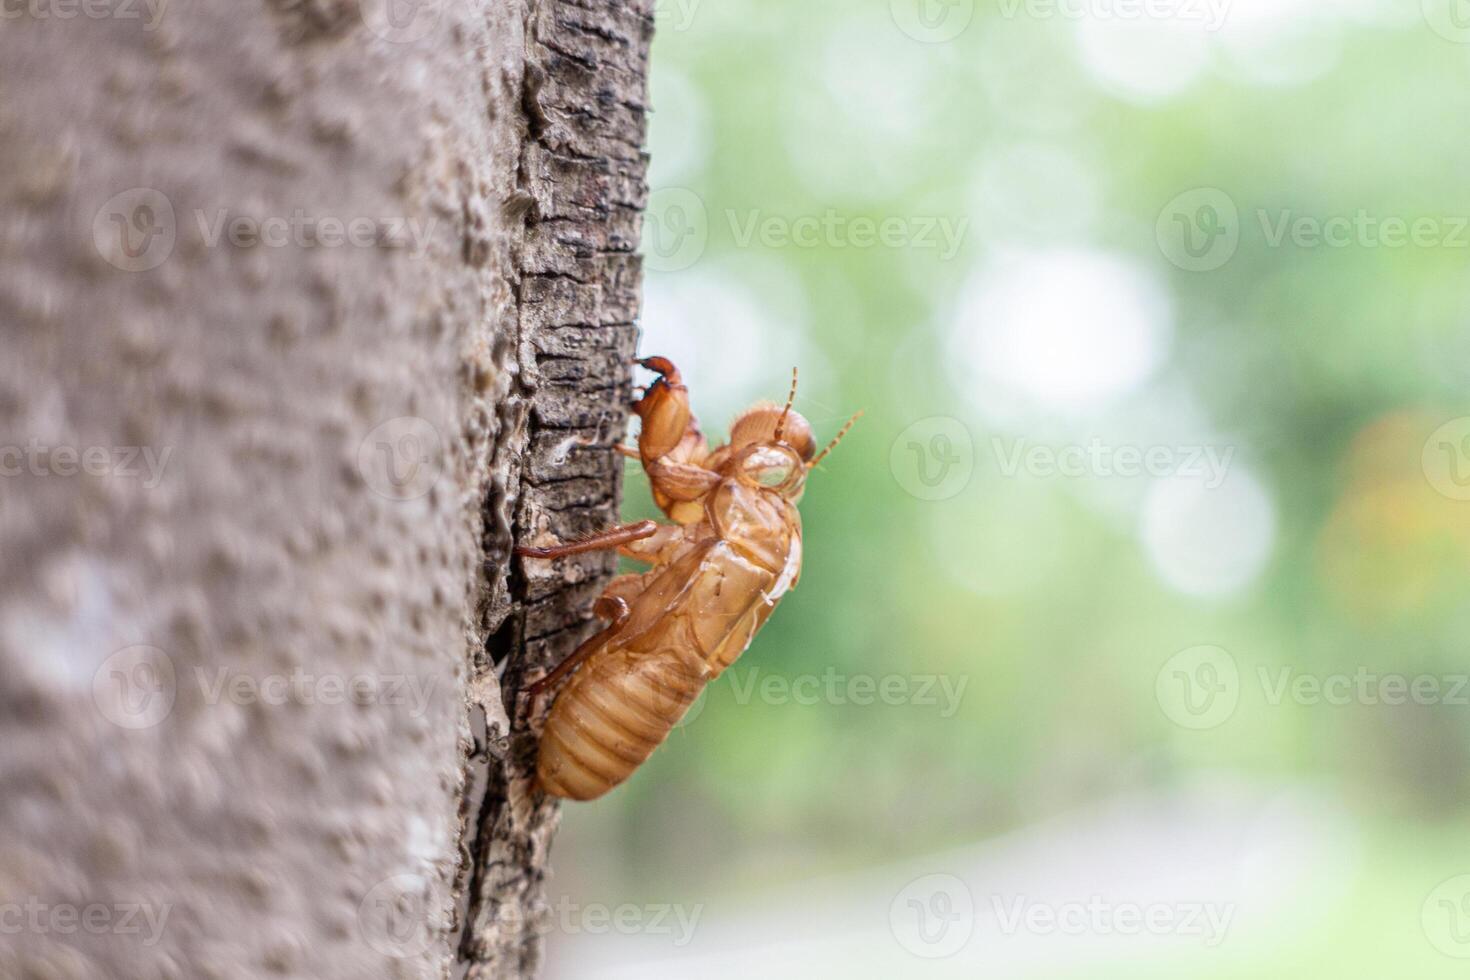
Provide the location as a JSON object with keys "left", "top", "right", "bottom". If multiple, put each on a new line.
{"left": 1157, "top": 646, "right": 1470, "bottom": 731}
{"left": 653, "top": 0, "right": 700, "bottom": 31}
{"left": 92, "top": 646, "right": 441, "bottom": 730}
{"left": 1158, "top": 187, "right": 1470, "bottom": 272}
{"left": 92, "top": 645, "right": 177, "bottom": 731}
{"left": 357, "top": 416, "right": 445, "bottom": 502}
{"left": 193, "top": 209, "right": 436, "bottom": 256}
{"left": 991, "top": 896, "right": 1234, "bottom": 946}
{"left": 725, "top": 667, "right": 969, "bottom": 718}
{"left": 1259, "top": 667, "right": 1470, "bottom": 708}
{"left": 996, "top": 0, "right": 1230, "bottom": 30}
{"left": 890, "top": 874, "right": 975, "bottom": 958}
{"left": 359, "top": 874, "right": 433, "bottom": 959}
{"left": 1254, "top": 211, "right": 1470, "bottom": 250}
{"left": 1423, "top": 417, "right": 1470, "bottom": 501}
{"left": 92, "top": 188, "right": 438, "bottom": 272}
{"left": 0, "top": 442, "right": 173, "bottom": 488}
{"left": 1155, "top": 645, "right": 1240, "bottom": 730}
{"left": 361, "top": 886, "right": 698, "bottom": 958}
{"left": 1156, "top": 188, "right": 1239, "bottom": 273}
{"left": 889, "top": 875, "right": 1232, "bottom": 959}
{"left": 891, "top": 417, "right": 975, "bottom": 502}
{"left": 194, "top": 667, "right": 438, "bottom": 717}
{"left": 360, "top": 0, "right": 443, "bottom": 43}
{"left": 0, "top": 0, "right": 170, "bottom": 31}
{"left": 0, "top": 898, "right": 172, "bottom": 947}
{"left": 643, "top": 194, "right": 969, "bottom": 269}
{"left": 93, "top": 187, "right": 176, "bottom": 272}
{"left": 642, "top": 187, "right": 709, "bottom": 273}
{"left": 991, "top": 437, "right": 1234, "bottom": 489}
{"left": 890, "top": 0, "right": 975, "bottom": 43}
{"left": 495, "top": 897, "right": 704, "bottom": 946}
{"left": 727, "top": 210, "right": 970, "bottom": 261}
{"left": 1423, "top": 875, "right": 1470, "bottom": 958}
{"left": 1422, "top": 0, "right": 1470, "bottom": 44}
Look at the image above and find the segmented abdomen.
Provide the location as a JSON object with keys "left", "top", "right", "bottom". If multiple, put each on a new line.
{"left": 536, "top": 533, "right": 798, "bottom": 800}
{"left": 536, "top": 644, "right": 707, "bottom": 800}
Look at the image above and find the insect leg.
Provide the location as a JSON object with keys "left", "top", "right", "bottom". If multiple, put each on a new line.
{"left": 527, "top": 595, "right": 630, "bottom": 698}
{"left": 515, "top": 520, "right": 659, "bottom": 559}
{"left": 632, "top": 356, "right": 698, "bottom": 463}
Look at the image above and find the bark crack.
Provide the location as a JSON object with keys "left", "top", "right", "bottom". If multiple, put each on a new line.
{"left": 455, "top": 1, "right": 653, "bottom": 976}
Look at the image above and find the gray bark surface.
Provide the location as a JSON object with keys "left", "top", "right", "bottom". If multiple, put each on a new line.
{"left": 0, "top": 1, "right": 651, "bottom": 978}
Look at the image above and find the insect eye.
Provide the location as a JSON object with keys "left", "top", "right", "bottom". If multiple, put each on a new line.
{"left": 739, "top": 447, "right": 802, "bottom": 491}
{"left": 755, "top": 464, "right": 792, "bottom": 487}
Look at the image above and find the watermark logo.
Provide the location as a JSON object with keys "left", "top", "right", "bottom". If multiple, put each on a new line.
{"left": 992, "top": 896, "right": 1234, "bottom": 945}
{"left": 193, "top": 667, "right": 438, "bottom": 717}
{"left": 1256, "top": 210, "right": 1470, "bottom": 250}
{"left": 627, "top": 670, "right": 708, "bottom": 732}
{"left": 891, "top": 417, "right": 974, "bottom": 501}
{"left": 0, "top": 0, "right": 171, "bottom": 31}
{"left": 358, "top": 416, "right": 444, "bottom": 501}
{"left": 359, "top": 874, "right": 433, "bottom": 958}
{"left": 93, "top": 187, "right": 176, "bottom": 272}
{"left": 890, "top": 873, "right": 974, "bottom": 958}
{"left": 95, "top": 190, "right": 437, "bottom": 271}
{"left": 193, "top": 209, "right": 436, "bottom": 256}
{"left": 992, "top": 437, "right": 1234, "bottom": 488}
{"left": 1259, "top": 667, "right": 1470, "bottom": 708}
{"left": 1158, "top": 650, "right": 1470, "bottom": 726}
{"left": 1157, "top": 188, "right": 1240, "bottom": 272}
{"left": 1423, "top": 0, "right": 1470, "bottom": 44}
{"left": 490, "top": 896, "right": 703, "bottom": 945}
{"left": 726, "top": 667, "right": 968, "bottom": 718}
{"left": 92, "top": 645, "right": 177, "bottom": 730}
{"left": 361, "top": 0, "right": 442, "bottom": 43}
{"left": 727, "top": 210, "right": 969, "bottom": 261}
{"left": 996, "top": 0, "right": 1230, "bottom": 29}
{"left": 1155, "top": 645, "right": 1239, "bottom": 730}
{"left": 0, "top": 442, "right": 174, "bottom": 488}
{"left": 890, "top": 0, "right": 974, "bottom": 43}
{"left": 642, "top": 187, "right": 708, "bottom": 273}
{"left": 1423, "top": 417, "right": 1470, "bottom": 501}
{"left": 0, "top": 898, "right": 172, "bottom": 946}
{"left": 1161, "top": 188, "right": 1470, "bottom": 271}
{"left": 653, "top": 0, "right": 700, "bottom": 31}
{"left": 1423, "top": 875, "right": 1470, "bottom": 958}
{"left": 672, "top": 685, "right": 708, "bottom": 730}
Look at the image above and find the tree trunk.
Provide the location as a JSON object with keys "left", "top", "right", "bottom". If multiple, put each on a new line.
{"left": 0, "top": 1, "right": 651, "bottom": 978}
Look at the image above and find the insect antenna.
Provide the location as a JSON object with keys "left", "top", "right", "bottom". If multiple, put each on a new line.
{"left": 772, "top": 367, "right": 798, "bottom": 444}
{"left": 808, "top": 410, "right": 863, "bottom": 469}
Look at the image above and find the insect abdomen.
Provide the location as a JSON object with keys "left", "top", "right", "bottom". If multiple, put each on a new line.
{"left": 536, "top": 645, "right": 707, "bottom": 800}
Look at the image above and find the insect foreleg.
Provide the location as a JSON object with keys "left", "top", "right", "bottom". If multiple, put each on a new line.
{"left": 515, "top": 520, "right": 659, "bottom": 560}
{"left": 527, "top": 595, "right": 630, "bottom": 698}
{"left": 633, "top": 357, "right": 693, "bottom": 461}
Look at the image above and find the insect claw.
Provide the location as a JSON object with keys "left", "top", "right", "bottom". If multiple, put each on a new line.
{"left": 635, "top": 356, "right": 681, "bottom": 381}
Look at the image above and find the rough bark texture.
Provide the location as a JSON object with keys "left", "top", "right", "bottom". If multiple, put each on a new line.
{"left": 0, "top": 1, "right": 650, "bottom": 978}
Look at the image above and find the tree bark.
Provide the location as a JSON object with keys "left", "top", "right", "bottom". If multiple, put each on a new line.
{"left": 0, "top": 1, "right": 651, "bottom": 978}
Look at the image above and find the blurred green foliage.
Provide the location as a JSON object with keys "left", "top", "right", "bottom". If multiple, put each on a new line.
{"left": 553, "top": 2, "right": 1470, "bottom": 975}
